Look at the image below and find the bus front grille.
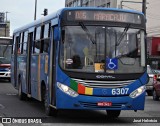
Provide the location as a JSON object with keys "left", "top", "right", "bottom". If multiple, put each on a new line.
{"left": 72, "top": 78, "right": 136, "bottom": 88}
{"left": 79, "top": 101, "right": 127, "bottom": 108}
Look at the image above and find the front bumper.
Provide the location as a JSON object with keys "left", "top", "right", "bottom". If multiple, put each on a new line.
{"left": 56, "top": 89, "right": 146, "bottom": 110}
{"left": 0, "top": 72, "right": 11, "bottom": 79}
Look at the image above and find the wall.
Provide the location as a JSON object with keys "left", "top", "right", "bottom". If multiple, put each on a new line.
{"left": 151, "top": 37, "right": 160, "bottom": 56}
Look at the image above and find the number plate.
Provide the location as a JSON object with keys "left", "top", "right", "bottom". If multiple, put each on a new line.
{"left": 97, "top": 102, "right": 112, "bottom": 106}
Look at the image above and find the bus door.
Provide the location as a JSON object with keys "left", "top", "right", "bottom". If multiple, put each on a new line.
{"left": 48, "top": 18, "right": 59, "bottom": 106}
{"left": 11, "top": 34, "right": 19, "bottom": 88}
{"left": 26, "top": 32, "right": 33, "bottom": 95}
{"left": 49, "top": 23, "right": 58, "bottom": 106}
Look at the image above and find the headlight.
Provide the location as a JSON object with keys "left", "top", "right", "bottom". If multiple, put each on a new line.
{"left": 129, "top": 86, "right": 146, "bottom": 98}
{"left": 57, "top": 82, "right": 79, "bottom": 97}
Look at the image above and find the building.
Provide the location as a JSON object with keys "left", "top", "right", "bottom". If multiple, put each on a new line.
{"left": 65, "top": 0, "right": 117, "bottom": 8}
{"left": 0, "top": 12, "right": 10, "bottom": 37}
{"left": 147, "top": 37, "right": 160, "bottom": 69}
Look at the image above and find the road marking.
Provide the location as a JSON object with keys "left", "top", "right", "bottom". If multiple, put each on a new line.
{"left": 6, "top": 93, "right": 17, "bottom": 96}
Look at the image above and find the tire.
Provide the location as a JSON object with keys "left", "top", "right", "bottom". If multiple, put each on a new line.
{"left": 106, "top": 110, "right": 121, "bottom": 118}
{"left": 8, "top": 78, "right": 11, "bottom": 82}
{"left": 44, "top": 89, "right": 58, "bottom": 116}
{"left": 147, "top": 91, "right": 153, "bottom": 96}
{"left": 153, "top": 89, "right": 159, "bottom": 101}
{"left": 18, "top": 78, "right": 27, "bottom": 100}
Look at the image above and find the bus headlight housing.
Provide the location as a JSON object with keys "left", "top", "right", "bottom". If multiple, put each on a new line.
{"left": 129, "top": 86, "right": 146, "bottom": 98}
{"left": 57, "top": 82, "right": 78, "bottom": 97}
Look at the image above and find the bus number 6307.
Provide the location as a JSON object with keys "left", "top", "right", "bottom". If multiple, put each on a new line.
{"left": 112, "top": 88, "right": 129, "bottom": 95}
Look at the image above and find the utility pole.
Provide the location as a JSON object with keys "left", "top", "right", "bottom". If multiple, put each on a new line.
{"left": 34, "top": 0, "right": 37, "bottom": 20}
{"left": 142, "top": 0, "right": 146, "bottom": 16}
{"left": 80, "top": 0, "right": 83, "bottom": 7}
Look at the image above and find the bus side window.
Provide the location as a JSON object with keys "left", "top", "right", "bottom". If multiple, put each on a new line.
{"left": 40, "top": 25, "right": 45, "bottom": 53}
{"left": 19, "top": 33, "right": 23, "bottom": 54}
{"left": 16, "top": 36, "right": 20, "bottom": 54}
{"left": 12, "top": 36, "right": 16, "bottom": 55}
{"left": 34, "top": 26, "right": 41, "bottom": 53}
{"left": 23, "top": 31, "right": 28, "bottom": 54}
{"left": 12, "top": 35, "right": 20, "bottom": 55}
{"left": 44, "top": 23, "right": 50, "bottom": 38}
{"left": 42, "top": 23, "right": 50, "bottom": 53}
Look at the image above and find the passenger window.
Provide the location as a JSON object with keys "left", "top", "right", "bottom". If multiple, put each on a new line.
{"left": 12, "top": 36, "right": 16, "bottom": 54}
{"left": 18, "top": 33, "right": 23, "bottom": 54}
{"left": 23, "top": 31, "right": 28, "bottom": 54}
{"left": 16, "top": 36, "right": 20, "bottom": 54}
{"left": 44, "top": 24, "right": 50, "bottom": 38}
{"left": 41, "top": 23, "right": 50, "bottom": 53}
{"left": 34, "top": 26, "right": 41, "bottom": 53}
{"left": 43, "top": 39, "right": 49, "bottom": 53}
{"left": 36, "top": 27, "right": 41, "bottom": 40}
{"left": 33, "top": 24, "right": 50, "bottom": 54}
{"left": 34, "top": 41, "right": 41, "bottom": 53}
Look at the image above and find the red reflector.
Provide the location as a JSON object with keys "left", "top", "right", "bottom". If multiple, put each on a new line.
{"left": 154, "top": 75, "right": 157, "bottom": 79}
{"left": 97, "top": 102, "right": 112, "bottom": 106}
{"left": 153, "top": 75, "right": 157, "bottom": 84}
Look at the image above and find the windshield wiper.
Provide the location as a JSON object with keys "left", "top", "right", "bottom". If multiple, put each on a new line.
{"left": 116, "top": 24, "right": 130, "bottom": 47}
{"left": 79, "top": 22, "right": 96, "bottom": 44}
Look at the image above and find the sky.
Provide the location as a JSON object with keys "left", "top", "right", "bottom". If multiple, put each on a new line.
{"left": 0, "top": 0, "right": 65, "bottom": 35}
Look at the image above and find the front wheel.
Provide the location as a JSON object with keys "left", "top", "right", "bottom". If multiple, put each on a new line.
{"left": 106, "top": 110, "right": 121, "bottom": 118}
{"left": 147, "top": 90, "right": 153, "bottom": 96}
{"left": 8, "top": 78, "right": 11, "bottom": 82}
{"left": 153, "top": 89, "right": 159, "bottom": 101}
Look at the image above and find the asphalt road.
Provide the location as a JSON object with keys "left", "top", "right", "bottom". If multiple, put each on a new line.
{"left": 0, "top": 80, "right": 160, "bottom": 126}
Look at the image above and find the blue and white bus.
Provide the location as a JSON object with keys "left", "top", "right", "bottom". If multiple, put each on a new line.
{"left": 11, "top": 7, "right": 148, "bottom": 118}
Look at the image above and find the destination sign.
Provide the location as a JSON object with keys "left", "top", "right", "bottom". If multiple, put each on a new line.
{"left": 67, "top": 10, "right": 141, "bottom": 24}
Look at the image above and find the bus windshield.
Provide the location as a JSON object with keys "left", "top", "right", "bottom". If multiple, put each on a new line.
{"left": 0, "top": 57, "right": 10, "bottom": 64}
{"left": 0, "top": 45, "right": 12, "bottom": 62}
{"left": 60, "top": 25, "right": 145, "bottom": 74}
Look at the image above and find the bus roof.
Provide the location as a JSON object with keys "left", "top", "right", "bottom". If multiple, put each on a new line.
{"left": 13, "top": 7, "right": 144, "bottom": 34}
